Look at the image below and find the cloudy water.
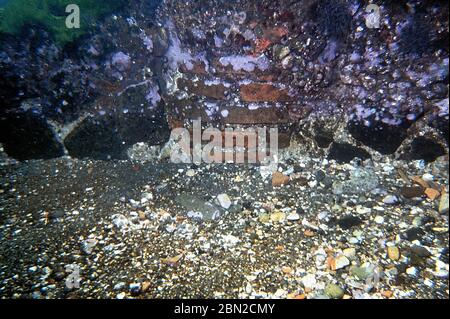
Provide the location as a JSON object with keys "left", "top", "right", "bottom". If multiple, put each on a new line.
{"left": 0, "top": 0, "right": 448, "bottom": 301}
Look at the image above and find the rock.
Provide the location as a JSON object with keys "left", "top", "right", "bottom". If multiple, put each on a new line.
{"left": 410, "top": 245, "right": 431, "bottom": 258}
{"left": 348, "top": 121, "right": 408, "bottom": 155}
{"left": 0, "top": 111, "right": 64, "bottom": 160}
{"left": 330, "top": 255, "right": 350, "bottom": 270}
{"left": 65, "top": 110, "right": 170, "bottom": 160}
{"left": 404, "top": 227, "right": 425, "bottom": 241}
{"left": 374, "top": 216, "right": 384, "bottom": 224}
{"left": 424, "top": 188, "right": 440, "bottom": 200}
{"left": 129, "top": 283, "right": 141, "bottom": 295}
{"left": 337, "top": 215, "right": 363, "bottom": 230}
{"left": 272, "top": 172, "right": 290, "bottom": 187}
{"left": 112, "top": 214, "right": 130, "bottom": 230}
{"left": 270, "top": 211, "right": 286, "bottom": 223}
{"left": 81, "top": 238, "right": 98, "bottom": 254}
{"left": 127, "top": 142, "right": 160, "bottom": 163}
{"left": 141, "top": 282, "right": 151, "bottom": 293}
{"left": 217, "top": 194, "right": 232, "bottom": 209}
{"left": 383, "top": 195, "right": 399, "bottom": 205}
{"left": 258, "top": 213, "right": 271, "bottom": 223}
{"left": 286, "top": 212, "right": 300, "bottom": 221}
{"left": 387, "top": 246, "right": 400, "bottom": 261}
{"left": 406, "top": 267, "right": 418, "bottom": 277}
{"left": 439, "top": 192, "right": 449, "bottom": 214}
{"left": 273, "top": 45, "right": 290, "bottom": 60}
{"left": 341, "top": 247, "right": 355, "bottom": 259}
{"left": 186, "top": 169, "right": 196, "bottom": 177}
{"left": 350, "top": 265, "right": 373, "bottom": 281}
{"left": 113, "top": 282, "right": 126, "bottom": 290}
{"left": 301, "top": 274, "right": 317, "bottom": 290}
{"left": 324, "top": 283, "right": 345, "bottom": 299}
{"left": 328, "top": 142, "right": 371, "bottom": 163}
{"left": 400, "top": 186, "right": 424, "bottom": 199}
{"left": 332, "top": 168, "right": 379, "bottom": 195}
{"left": 176, "top": 194, "right": 223, "bottom": 221}
{"left": 315, "top": 170, "right": 326, "bottom": 182}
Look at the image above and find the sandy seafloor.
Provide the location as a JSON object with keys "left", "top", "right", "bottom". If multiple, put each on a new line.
{"left": 0, "top": 149, "right": 448, "bottom": 300}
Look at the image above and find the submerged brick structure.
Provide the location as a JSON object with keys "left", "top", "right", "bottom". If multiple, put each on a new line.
{"left": 155, "top": 0, "right": 449, "bottom": 157}
{"left": 0, "top": 0, "right": 448, "bottom": 161}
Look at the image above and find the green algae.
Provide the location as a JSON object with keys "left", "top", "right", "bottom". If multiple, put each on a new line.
{"left": 0, "top": 0, "right": 127, "bottom": 45}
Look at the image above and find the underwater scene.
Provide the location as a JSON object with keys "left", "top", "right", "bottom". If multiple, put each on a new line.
{"left": 0, "top": 0, "right": 449, "bottom": 301}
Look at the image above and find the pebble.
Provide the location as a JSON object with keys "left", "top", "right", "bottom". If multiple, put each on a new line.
{"left": 286, "top": 212, "right": 300, "bottom": 221}
{"left": 438, "top": 192, "right": 449, "bottom": 214}
{"left": 343, "top": 248, "right": 356, "bottom": 260}
{"left": 82, "top": 238, "right": 98, "bottom": 254}
{"left": 406, "top": 267, "right": 418, "bottom": 277}
{"left": 324, "top": 283, "right": 345, "bottom": 299}
{"left": 410, "top": 245, "right": 431, "bottom": 257}
{"left": 217, "top": 193, "right": 232, "bottom": 209}
{"left": 424, "top": 188, "right": 440, "bottom": 200}
{"left": 400, "top": 186, "right": 424, "bottom": 198}
{"left": 186, "top": 169, "right": 196, "bottom": 177}
{"left": 301, "top": 274, "right": 317, "bottom": 290}
{"left": 374, "top": 216, "right": 384, "bottom": 224}
{"left": 350, "top": 265, "right": 373, "bottom": 280}
{"left": 114, "top": 282, "right": 126, "bottom": 290}
{"left": 387, "top": 246, "right": 400, "bottom": 261}
{"left": 272, "top": 172, "right": 290, "bottom": 187}
{"left": 331, "top": 255, "right": 350, "bottom": 270}
{"left": 270, "top": 211, "right": 286, "bottom": 223}
{"left": 129, "top": 283, "right": 141, "bottom": 295}
{"left": 383, "top": 195, "right": 398, "bottom": 205}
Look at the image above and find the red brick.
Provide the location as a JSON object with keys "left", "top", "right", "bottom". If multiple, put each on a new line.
{"left": 225, "top": 106, "right": 290, "bottom": 124}
{"left": 240, "top": 83, "right": 293, "bottom": 102}
{"left": 177, "top": 78, "right": 227, "bottom": 100}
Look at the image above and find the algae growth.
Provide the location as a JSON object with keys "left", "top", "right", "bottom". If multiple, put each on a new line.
{"left": 0, "top": 0, "right": 127, "bottom": 45}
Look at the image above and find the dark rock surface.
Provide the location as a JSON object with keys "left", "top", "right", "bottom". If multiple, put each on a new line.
{"left": 0, "top": 111, "right": 64, "bottom": 160}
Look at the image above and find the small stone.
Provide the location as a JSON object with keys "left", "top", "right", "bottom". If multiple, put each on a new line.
{"left": 272, "top": 172, "right": 290, "bottom": 187}
{"left": 270, "top": 211, "right": 286, "bottom": 223}
{"left": 330, "top": 255, "right": 350, "bottom": 270}
{"left": 439, "top": 192, "right": 449, "bottom": 214}
{"left": 324, "top": 283, "right": 345, "bottom": 299}
{"left": 186, "top": 169, "right": 196, "bottom": 177}
{"left": 259, "top": 213, "right": 270, "bottom": 223}
{"left": 406, "top": 267, "right": 418, "bottom": 276}
{"left": 381, "top": 290, "right": 393, "bottom": 298}
{"left": 141, "top": 281, "right": 151, "bottom": 292}
{"left": 410, "top": 245, "right": 431, "bottom": 257}
{"left": 129, "top": 283, "right": 141, "bottom": 295}
{"left": 304, "top": 229, "right": 315, "bottom": 237}
{"left": 217, "top": 194, "right": 232, "bottom": 209}
{"left": 81, "top": 238, "right": 98, "bottom": 254}
{"left": 350, "top": 265, "right": 373, "bottom": 280}
{"left": 114, "top": 282, "right": 126, "bottom": 290}
{"left": 301, "top": 274, "right": 317, "bottom": 290}
{"left": 387, "top": 246, "right": 400, "bottom": 261}
{"left": 281, "top": 266, "right": 293, "bottom": 275}
{"left": 383, "top": 195, "right": 398, "bottom": 205}
{"left": 400, "top": 186, "right": 424, "bottom": 198}
{"left": 343, "top": 248, "right": 356, "bottom": 260}
{"left": 286, "top": 212, "right": 300, "bottom": 221}
{"left": 374, "top": 216, "right": 384, "bottom": 224}
{"left": 337, "top": 215, "right": 363, "bottom": 230}
{"left": 424, "top": 188, "right": 440, "bottom": 200}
